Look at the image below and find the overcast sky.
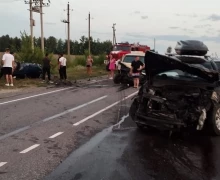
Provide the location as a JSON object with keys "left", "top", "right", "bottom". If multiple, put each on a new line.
{"left": 1, "top": 0, "right": 220, "bottom": 55}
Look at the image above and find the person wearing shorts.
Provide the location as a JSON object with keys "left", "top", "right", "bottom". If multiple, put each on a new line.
{"left": 130, "top": 56, "right": 145, "bottom": 88}
{"left": 2, "top": 48, "right": 15, "bottom": 86}
{"left": 86, "top": 55, "right": 93, "bottom": 81}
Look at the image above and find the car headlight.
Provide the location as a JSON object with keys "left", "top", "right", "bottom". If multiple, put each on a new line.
{"left": 211, "top": 91, "right": 218, "bottom": 102}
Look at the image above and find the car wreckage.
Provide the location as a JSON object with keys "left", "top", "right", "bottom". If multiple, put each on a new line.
{"left": 129, "top": 40, "right": 220, "bottom": 135}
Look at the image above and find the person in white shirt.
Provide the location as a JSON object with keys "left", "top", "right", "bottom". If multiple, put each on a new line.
{"left": 58, "top": 53, "right": 67, "bottom": 80}
{"left": 1, "top": 48, "right": 15, "bottom": 86}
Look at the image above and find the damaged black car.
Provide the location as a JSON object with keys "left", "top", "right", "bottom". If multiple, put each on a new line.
{"left": 129, "top": 40, "right": 220, "bottom": 135}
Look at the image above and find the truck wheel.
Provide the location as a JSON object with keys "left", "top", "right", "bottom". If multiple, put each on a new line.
{"left": 113, "top": 74, "right": 121, "bottom": 84}
{"left": 208, "top": 104, "right": 220, "bottom": 136}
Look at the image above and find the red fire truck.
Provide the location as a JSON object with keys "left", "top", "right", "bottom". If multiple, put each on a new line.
{"left": 109, "top": 42, "right": 150, "bottom": 60}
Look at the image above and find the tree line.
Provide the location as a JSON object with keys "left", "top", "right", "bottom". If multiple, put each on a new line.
{"left": 0, "top": 33, "right": 112, "bottom": 55}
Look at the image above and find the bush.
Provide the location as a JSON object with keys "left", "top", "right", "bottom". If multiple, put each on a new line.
{"left": 93, "top": 53, "right": 105, "bottom": 66}
{"left": 16, "top": 31, "right": 44, "bottom": 64}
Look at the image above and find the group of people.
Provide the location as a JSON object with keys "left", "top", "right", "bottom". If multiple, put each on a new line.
{"left": 106, "top": 54, "right": 145, "bottom": 88}
{"left": 1, "top": 48, "right": 144, "bottom": 88}
{"left": 42, "top": 53, "right": 68, "bottom": 83}
{"left": 42, "top": 53, "right": 94, "bottom": 83}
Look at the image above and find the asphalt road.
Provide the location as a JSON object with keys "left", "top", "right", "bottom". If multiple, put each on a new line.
{"left": 1, "top": 77, "right": 220, "bottom": 180}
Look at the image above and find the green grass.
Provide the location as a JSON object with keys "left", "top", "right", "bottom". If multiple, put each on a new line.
{"left": 0, "top": 65, "right": 107, "bottom": 89}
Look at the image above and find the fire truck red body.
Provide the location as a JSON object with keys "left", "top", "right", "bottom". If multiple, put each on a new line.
{"left": 108, "top": 42, "right": 151, "bottom": 60}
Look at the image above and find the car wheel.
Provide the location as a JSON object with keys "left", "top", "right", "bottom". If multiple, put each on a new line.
{"left": 113, "top": 74, "right": 121, "bottom": 84}
{"left": 209, "top": 104, "right": 220, "bottom": 136}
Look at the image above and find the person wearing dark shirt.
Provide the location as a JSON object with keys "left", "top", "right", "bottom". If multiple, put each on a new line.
{"left": 42, "top": 53, "right": 52, "bottom": 83}
{"left": 130, "top": 56, "right": 145, "bottom": 88}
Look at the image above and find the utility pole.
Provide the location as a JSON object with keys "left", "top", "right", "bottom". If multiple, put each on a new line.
{"left": 62, "top": 2, "right": 72, "bottom": 56}
{"left": 86, "top": 12, "right": 93, "bottom": 55}
{"left": 31, "top": 0, "right": 50, "bottom": 53}
{"left": 67, "top": 2, "right": 70, "bottom": 56}
{"left": 112, "top": 23, "right": 116, "bottom": 46}
{"left": 40, "top": 0, "right": 44, "bottom": 52}
{"left": 88, "top": 12, "right": 91, "bottom": 55}
{"left": 24, "top": 0, "right": 35, "bottom": 50}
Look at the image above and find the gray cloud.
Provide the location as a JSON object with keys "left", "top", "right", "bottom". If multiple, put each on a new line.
{"left": 207, "top": 14, "right": 220, "bottom": 21}
{"left": 125, "top": 33, "right": 220, "bottom": 43}
{"left": 169, "top": 27, "right": 179, "bottom": 29}
{"left": 175, "top": 13, "right": 197, "bottom": 18}
{"left": 182, "top": 28, "right": 194, "bottom": 33}
{"left": 134, "top": 11, "right": 140, "bottom": 14}
{"left": 141, "top": 16, "right": 148, "bottom": 19}
{"left": 194, "top": 24, "right": 211, "bottom": 28}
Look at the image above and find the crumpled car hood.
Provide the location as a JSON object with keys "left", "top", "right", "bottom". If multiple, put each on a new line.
{"left": 144, "top": 51, "right": 219, "bottom": 82}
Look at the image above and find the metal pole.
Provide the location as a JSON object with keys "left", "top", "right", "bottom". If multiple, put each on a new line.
{"left": 30, "top": 0, "right": 34, "bottom": 50}
{"left": 40, "top": 0, "right": 44, "bottom": 52}
{"left": 67, "top": 2, "right": 70, "bottom": 56}
{"left": 154, "top": 38, "right": 155, "bottom": 51}
{"left": 88, "top": 12, "right": 91, "bottom": 55}
{"left": 112, "top": 24, "right": 114, "bottom": 45}
{"left": 114, "top": 24, "right": 116, "bottom": 44}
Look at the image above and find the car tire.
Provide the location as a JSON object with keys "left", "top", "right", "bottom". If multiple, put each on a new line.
{"left": 208, "top": 104, "right": 220, "bottom": 136}
{"left": 113, "top": 74, "right": 121, "bottom": 84}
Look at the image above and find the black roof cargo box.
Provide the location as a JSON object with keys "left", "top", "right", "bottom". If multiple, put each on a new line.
{"left": 175, "top": 40, "right": 208, "bottom": 56}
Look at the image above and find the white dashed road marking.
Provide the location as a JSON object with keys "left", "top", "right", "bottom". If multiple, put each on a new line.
{"left": 0, "top": 78, "right": 107, "bottom": 106}
{"left": 73, "top": 91, "right": 138, "bottom": 126}
{"left": 49, "top": 132, "right": 64, "bottom": 139}
{"left": 0, "top": 88, "right": 73, "bottom": 105}
{"left": 0, "top": 162, "right": 7, "bottom": 168}
{"left": 42, "top": 95, "right": 107, "bottom": 122}
{"left": 20, "top": 144, "right": 40, "bottom": 154}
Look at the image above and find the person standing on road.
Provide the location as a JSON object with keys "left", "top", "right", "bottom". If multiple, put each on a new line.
{"left": 59, "top": 53, "right": 67, "bottom": 81}
{"left": 1, "top": 48, "right": 15, "bottom": 86}
{"left": 42, "top": 53, "right": 52, "bottom": 83}
{"left": 86, "top": 55, "right": 93, "bottom": 81}
{"left": 130, "top": 56, "right": 145, "bottom": 88}
{"left": 108, "top": 54, "right": 116, "bottom": 79}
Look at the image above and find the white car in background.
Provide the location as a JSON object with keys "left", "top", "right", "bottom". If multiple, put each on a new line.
{"left": 116, "top": 51, "right": 145, "bottom": 70}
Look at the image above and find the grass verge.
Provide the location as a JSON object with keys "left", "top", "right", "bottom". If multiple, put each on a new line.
{"left": 0, "top": 65, "right": 108, "bottom": 89}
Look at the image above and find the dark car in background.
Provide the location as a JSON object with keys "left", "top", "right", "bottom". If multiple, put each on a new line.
{"left": 129, "top": 40, "right": 220, "bottom": 136}
{"left": 12, "top": 62, "right": 42, "bottom": 79}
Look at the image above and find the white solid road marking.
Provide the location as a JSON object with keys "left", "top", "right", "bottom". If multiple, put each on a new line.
{"left": 42, "top": 95, "right": 107, "bottom": 122}
{"left": 73, "top": 91, "right": 138, "bottom": 126}
{"left": 0, "top": 88, "right": 72, "bottom": 105}
{"left": 0, "top": 162, "right": 7, "bottom": 167}
{"left": 0, "top": 78, "right": 107, "bottom": 106}
{"left": 20, "top": 144, "right": 40, "bottom": 154}
{"left": 49, "top": 132, "right": 64, "bottom": 139}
